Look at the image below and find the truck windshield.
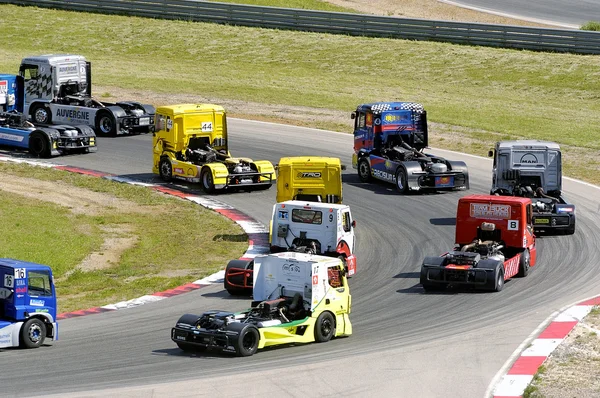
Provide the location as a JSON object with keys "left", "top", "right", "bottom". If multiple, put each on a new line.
{"left": 28, "top": 270, "right": 52, "bottom": 296}
{"left": 292, "top": 209, "right": 322, "bottom": 224}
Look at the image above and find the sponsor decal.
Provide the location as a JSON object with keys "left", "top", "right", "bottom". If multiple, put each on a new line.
{"left": 383, "top": 113, "right": 409, "bottom": 124}
{"left": 519, "top": 153, "right": 539, "bottom": 164}
{"left": 282, "top": 263, "right": 301, "bottom": 274}
{"left": 534, "top": 218, "right": 550, "bottom": 224}
{"left": 373, "top": 169, "right": 395, "bottom": 182}
{"left": 366, "top": 113, "right": 373, "bottom": 127}
{"left": 0, "top": 80, "right": 7, "bottom": 94}
{"left": 297, "top": 172, "right": 321, "bottom": 178}
{"left": 16, "top": 279, "right": 26, "bottom": 286}
{"left": 15, "top": 286, "right": 27, "bottom": 294}
{"left": 470, "top": 203, "right": 510, "bottom": 219}
{"left": 312, "top": 274, "right": 318, "bottom": 285}
{"left": 0, "top": 133, "right": 25, "bottom": 142}
{"left": 504, "top": 255, "right": 520, "bottom": 278}
{"left": 435, "top": 176, "right": 454, "bottom": 188}
{"left": 30, "top": 299, "right": 45, "bottom": 307}
{"left": 58, "top": 64, "right": 78, "bottom": 74}
{"left": 174, "top": 167, "right": 184, "bottom": 174}
{"left": 277, "top": 211, "right": 288, "bottom": 220}
{"left": 34, "top": 308, "right": 49, "bottom": 313}
{"left": 55, "top": 108, "right": 91, "bottom": 122}
{"left": 166, "top": 119, "right": 173, "bottom": 129}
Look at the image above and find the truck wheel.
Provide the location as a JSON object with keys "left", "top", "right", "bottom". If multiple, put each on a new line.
{"left": 517, "top": 249, "right": 530, "bottom": 277}
{"left": 30, "top": 104, "right": 51, "bottom": 124}
{"left": 159, "top": 158, "right": 173, "bottom": 182}
{"left": 201, "top": 168, "right": 216, "bottom": 193}
{"left": 395, "top": 167, "right": 408, "bottom": 194}
{"left": 235, "top": 325, "right": 259, "bottom": 357}
{"left": 357, "top": 158, "right": 372, "bottom": 182}
{"left": 314, "top": 311, "right": 335, "bottom": 343}
{"left": 29, "top": 132, "right": 51, "bottom": 158}
{"left": 20, "top": 318, "right": 46, "bottom": 348}
{"left": 96, "top": 112, "right": 117, "bottom": 136}
{"left": 493, "top": 268, "right": 505, "bottom": 292}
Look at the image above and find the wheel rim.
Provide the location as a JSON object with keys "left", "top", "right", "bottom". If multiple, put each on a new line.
{"left": 203, "top": 172, "right": 213, "bottom": 189}
{"left": 359, "top": 161, "right": 369, "bottom": 179}
{"left": 397, "top": 172, "right": 404, "bottom": 190}
{"left": 34, "top": 108, "right": 48, "bottom": 124}
{"left": 28, "top": 323, "right": 43, "bottom": 344}
{"left": 321, "top": 317, "right": 333, "bottom": 337}
{"left": 99, "top": 116, "right": 113, "bottom": 134}
{"left": 242, "top": 331, "right": 256, "bottom": 351}
{"left": 160, "top": 161, "right": 172, "bottom": 178}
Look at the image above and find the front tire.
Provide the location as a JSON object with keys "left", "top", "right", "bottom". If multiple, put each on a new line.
{"left": 20, "top": 318, "right": 46, "bottom": 348}
{"left": 395, "top": 167, "right": 408, "bottom": 194}
{"left": 517, "top": 249, "right": 530, "bottom": 277}
{"left": 357, "top": 158, "right": 372, "bottom": 182}
{"left": 159, "top": 158, "right": 173, "bottom": 182}
{"left": 201, "top": 168, "right": 216, "bottom": 193}
{"left": 29, "top": 132, "right": 51, "bottom": 158}
{"left": 30, "top": 104, "right": 51, "bottom": 124}
{"left": 314, "top": 311, "right": 335, "bottom": 343}
{"left": 235, "top": 325, "right": 259, "bottom": 357}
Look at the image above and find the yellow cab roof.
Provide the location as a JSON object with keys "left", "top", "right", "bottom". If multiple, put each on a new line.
{"left": 155, "top": 103, "right": 226, "bottom": 116}
{"left": 278, "top": 156, "right": 341, "bottom": 165}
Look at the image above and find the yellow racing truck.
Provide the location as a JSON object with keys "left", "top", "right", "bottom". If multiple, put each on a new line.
{"left": 276, "top": 156, "right": 344, "bottom": 203}
{"left": 153, "top": 104, "right": 276, "bottom": 192}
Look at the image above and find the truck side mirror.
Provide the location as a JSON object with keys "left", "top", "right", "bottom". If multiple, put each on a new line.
{"left": 351, "top": 220, "right": 356, "bottom": 228}
{"left": 488, "top": 150, "right": 494, "bottom": 157}
{"left": 351, "top": 112, "right": 356, "bottom": 120}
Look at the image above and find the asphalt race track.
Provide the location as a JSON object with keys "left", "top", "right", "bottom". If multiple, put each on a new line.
{"left": 442, "top": 0, "right": 600, "bottom": 27}
{"left": 2, "top": 120, "right": 600, "bottom": 398}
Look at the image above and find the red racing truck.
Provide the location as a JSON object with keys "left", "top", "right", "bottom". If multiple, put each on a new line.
{"left": 420, "top": 195, "right": 537, "bottom": 292}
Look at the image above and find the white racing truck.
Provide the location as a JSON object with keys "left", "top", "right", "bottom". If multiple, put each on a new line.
{"left": 18, "top": 54, "right": 155, "bottom": 136}
{"left": 224, "top": 200, "right": 357, "bottom": 295}
{"left": 489, "top": 140, "right": 576, "bottom": 234}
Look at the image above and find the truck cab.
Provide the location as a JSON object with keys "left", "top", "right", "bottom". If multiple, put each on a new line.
{"left": 0, "top": 259, "right": 58, "bottom": 349}
{"left": 489, "top": 140, "right": 575, "bottom": 234}
{"left": 276, "top": 156, "right": 344, "bottom": 203}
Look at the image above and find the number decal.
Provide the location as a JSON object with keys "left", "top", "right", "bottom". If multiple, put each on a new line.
{"left": 14, "top": 268, "right": 26, "bottom": 279}
{"left": 329, "top": 214, "right": 334, "bottom": 222}
{"left": 4, "top": 274, "right": 14, "bottom": 288}
{"left": 201, "top": 122, "right": 213, "bottom": 132}
{"left": 508, "top": 220, "right": 519, "bottom": 231}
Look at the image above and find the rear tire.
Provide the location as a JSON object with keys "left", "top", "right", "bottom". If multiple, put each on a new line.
{"left": 159, "top": 158, "right": 173, "bottom": 182}
{"left": 96, "top": 111, "right": 117, "bottom": 136}
{"left": 314, "top": 311, "right": 335, "bottom": 343}
{"left": 235, "top": 325, "right": 259, "bottom": 357}
{"left": 357, "top": 158, "right": 372, "bottom": 182}
{"left": 493, "top": 268, "right": 505, "bottom": 292}
{"left": 517, "top": 249, "right": 530, "bottom": 277}
{"left": 20, "top": 318, "right": 46, "bottom": 348}
{"left": 29, "top": 132, "right": 51, "bottom": 158}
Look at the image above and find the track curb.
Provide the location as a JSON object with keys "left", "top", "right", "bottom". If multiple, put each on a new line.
{"left": 0, "top": 156, "right": 269, "bottom": 320}
{"left": 490, "top": 295, "right": 600, "bottom": 397}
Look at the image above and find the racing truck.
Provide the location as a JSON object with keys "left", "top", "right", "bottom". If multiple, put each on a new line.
{"left": 0, "top": 259, "right": 58, "bottom": 349}
{"left": 16, "top": 54, "right": 154, "bottom": 136}
{"left": 224, "top": 200, "right": 357, "bottom": 295}
{"left": 420, "top": 195, "right": 537, "bottom": 292}
{"left": 489, "top": 140, "right": 576, "bottom": 235}
{"left": 0, "top": 74, "right": 97, "bottom": 157}
{"left": 153, "top": 103, "right": 276, "bottom": 192}
{"left": 352, "top": 102, "right": 469, "bottom": 193}
{"left": 172, "top": 252, "right": 352, "bottom": 356}
{"left": 276, "top": 156, "right": 344, "bottom": 203}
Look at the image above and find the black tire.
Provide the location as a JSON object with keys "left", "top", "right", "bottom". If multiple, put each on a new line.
{"left": 235, "top": 325, "right": 259, "bottom": 357}
{"left": 224, "top": 260, "right": 253, "bottom": 296}
{"left": 159, "top": 158, "right": 173, "bottom": 182}
{"left": 20, "top": 318, "right": 46, "bottom": 348}
{"left": 422, "top": 282, "right": 447, "bottom": 292}
{"left": 314, "top": 311, "right": 335, "bottom": 343}
{"left": 96, "top": 111, "right": 117, "bottom": 136}
{"left": 517, "top": 249, "right": 530, "bottom": 277}
{"left": 357, "top": 158, "right": 372, "bottom": 182}
{"left": 29, "top": 132, "right": 51, "bottom": 158}
{"left": 493, "top": 268, "right": 505, "bottom": 292}
{"left": 30, "top": 104, "right": 51, "bottom": 124}
{"left": 201, "top": 168, "right": 216, "bottom": 193}
{"left": 395, "top": 167, "right": 408, "bottom": 194}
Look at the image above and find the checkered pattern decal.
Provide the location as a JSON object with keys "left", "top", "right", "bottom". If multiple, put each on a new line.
{"left": 24, "top": 69, "right": 53, "bottom": 99}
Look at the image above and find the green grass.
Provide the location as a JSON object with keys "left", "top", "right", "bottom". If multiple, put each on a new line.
{"left": 207, "top": 0, "right": 355, "bottom": 12}
{"left": 0, "top": 163, "right": 248, "bottom": 312}
{"left": 581, "top": 21, "right": 600, "bottom": 31}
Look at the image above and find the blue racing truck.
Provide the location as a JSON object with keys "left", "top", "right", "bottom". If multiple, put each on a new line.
{"left": 0, "top": 74, "right": 96, "bottom": 157}
{"left": 352, "top": 102, "right": 469, "bottom": 193}
{"left": 0, "top": 259, "right": 58, "bottom": 349}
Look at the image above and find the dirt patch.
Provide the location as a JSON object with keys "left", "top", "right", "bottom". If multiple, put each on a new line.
{"left": 76, "top": 225, "right": 138, "bottom": 272}
{"left": 321, "top": 0, "right": 555, "bottom": 27}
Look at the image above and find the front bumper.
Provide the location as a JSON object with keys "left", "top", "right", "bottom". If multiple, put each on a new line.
{"left": 171, "top": 326, "right": 237, "bottom": 353}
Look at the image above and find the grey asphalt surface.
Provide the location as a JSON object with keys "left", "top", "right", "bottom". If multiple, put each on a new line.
{"left": 2, "top": 119, "right": 600, "bottom": 398}
{"left": 442, "top": 0, "right": 600, "bottom": 27}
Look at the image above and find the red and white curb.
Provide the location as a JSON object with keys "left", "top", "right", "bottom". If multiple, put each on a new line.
{"left": 0, "top": 156, "right": 269, "bottom": 319}
{"left": 490, "top": 296, "right": 600, "bottom": 398}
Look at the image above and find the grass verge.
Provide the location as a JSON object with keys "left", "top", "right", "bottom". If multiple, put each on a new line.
{"left": 0, "top": 162, "right": 248, "bottom": 313}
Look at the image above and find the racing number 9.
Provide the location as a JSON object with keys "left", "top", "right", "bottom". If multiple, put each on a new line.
{"left": 329, "top": 214, "right": 333, "bottom": 222}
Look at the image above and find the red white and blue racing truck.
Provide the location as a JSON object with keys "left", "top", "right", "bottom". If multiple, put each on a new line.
{"left": 420, "top": 195, "right": 537, "bottom": 292}
{"left": 0, "top": 259, "right": 58, "bottom": 349}
{"left": 352, "top": 102, "right": 469, "bottom": 193}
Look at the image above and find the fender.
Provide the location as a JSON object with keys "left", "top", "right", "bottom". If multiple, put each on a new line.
{"left": 35, "top": 127, "right": 62, "bottom": 157}
{"left": 253, "top": 160, "right": 276, "bottom": 181}
{"left": 104, "top": 105, "right": 127, "bottom": 120}
{"left": 29, "top": 313, "right": 58, "bottom": 339}
{"left": 203, "top": 163, "right": 229, "bottom": 188}
{"left": 401, "top": 161, "right": 423, "bottom": 191}
{"left": 447, "top": 160, "right": 470, "bottom": 189}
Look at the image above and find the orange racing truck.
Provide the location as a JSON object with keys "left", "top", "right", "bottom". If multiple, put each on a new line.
{"left": 420, "top": 195, "right": 537, "bottom": 292}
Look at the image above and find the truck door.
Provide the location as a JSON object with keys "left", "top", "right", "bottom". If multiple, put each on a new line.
{"left": 340, "top": 210, "right": 355, "bottom": 253}
{"left": 20, "top": 63, "right": 41, "bottom": 103}
{"left": 353, "top": 111, "right": 372, "bottom": 152}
